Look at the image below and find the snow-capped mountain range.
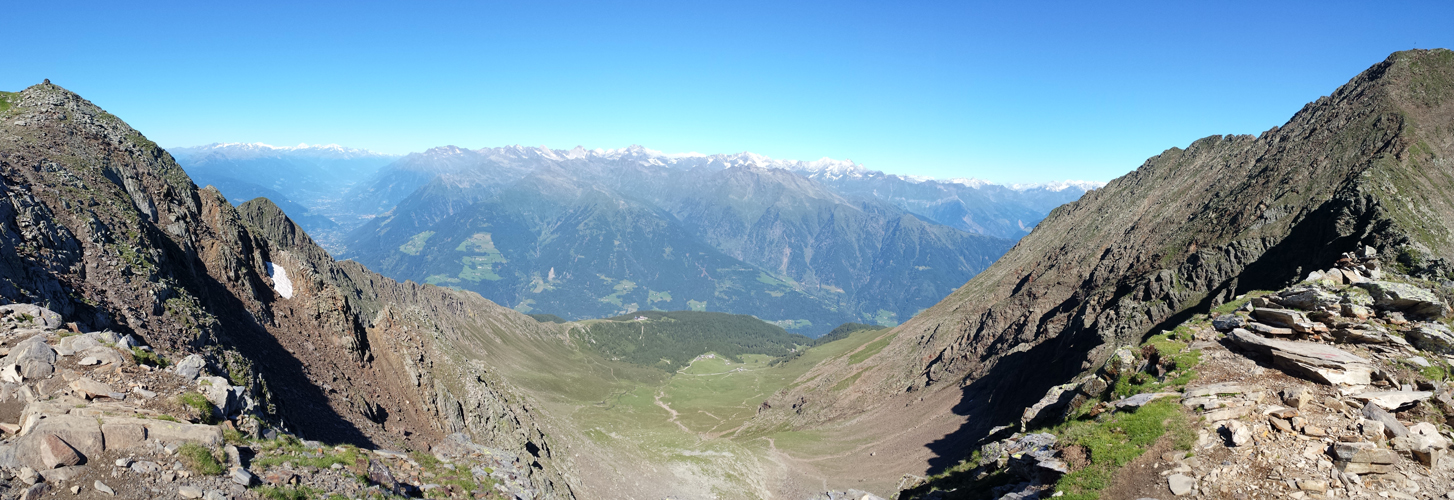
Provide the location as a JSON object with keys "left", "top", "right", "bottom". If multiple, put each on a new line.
{"left": 388, "top": 143, "right": 1104, "bottom": 191}
{"left": 168, "top": 142, "right": 400, "bottom": 161}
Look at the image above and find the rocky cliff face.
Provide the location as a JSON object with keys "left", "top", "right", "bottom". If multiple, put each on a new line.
{"left": 752, "top": 49, "right": 1454, "bottom": 468}
{"left": 0, "top": 82, "right": 577, "bottom": 497}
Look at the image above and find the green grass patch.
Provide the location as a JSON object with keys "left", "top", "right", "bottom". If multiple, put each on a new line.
{"left": 814, "top": 322, "right": 886, "bottom": 346}
{"left": 831, "top": 369, "right": 866, "bottom": 391}
{"left": 1111, "top": 331, "right": 1201, "bottom": 398}
{"left": 179, "top": 392, "right": 217, "bottom": 424}
{"left": 848, "top": 331, "right": 895, "bottom": 365}
{"left": 223, "top": 427, "right": 250, "bottom": 445}
{"left": 178, "top": 443, "right": 225, "bottom": 475}
{"left": 425, "top": 274, "right": 461, "bottom": 285}
{"left": 1418, "top": 360, "right": 1449, "bottom": 381}
{"left": 459, "top": 255, "right": 505, "bottom": 281}
{"left": 130, "top": 348, "right": 168, "bottom": 368}
{"left": 398, "top": 231, "right": 435, "bottom": 255}
{"left": 1053, "top": 399, "right": 1192, "bottom": 500}
{"left": 255, "top": 485, "right": 324, "bottom": 500}
{"left": 1211, "top": 290, "right": 1275, "bottom": 315}
{"left": 252, "top": 436, "right": 364, "bottom": 470}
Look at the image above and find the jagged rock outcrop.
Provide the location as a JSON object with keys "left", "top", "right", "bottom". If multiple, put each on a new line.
{"left": 0, "top": 82, "right": 578, "bottom": 496}
{"left": 749, "top": 48, "right": 1454, "bottom": 483}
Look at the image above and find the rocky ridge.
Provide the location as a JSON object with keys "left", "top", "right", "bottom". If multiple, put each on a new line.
{"left": 0, "top": 82, "right": 578, "bottom": 497}
{"left": 747, "top": 48, "right": 1454, "bottom": 491}
{"left": 907, "top": 248, "right": 1454, "bottom": 499}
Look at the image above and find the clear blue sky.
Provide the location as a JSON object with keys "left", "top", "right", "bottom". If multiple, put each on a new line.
{"left": 5, "top": 1, "right": 1451, "bottom": 183}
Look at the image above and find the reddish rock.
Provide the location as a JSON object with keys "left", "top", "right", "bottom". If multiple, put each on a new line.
{"left": 39, "top": 434, "right": 83, "bottom": 468}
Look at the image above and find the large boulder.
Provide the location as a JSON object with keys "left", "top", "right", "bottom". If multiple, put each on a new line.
{"left": 173, "top": 354, "right": 206, "bottom": 381}
{"left": 1407, "top": 323, "right": 1454, "bottom": 355}
{"left": 1211, "top": 314, "right": 1245, "bottom": 332}
{"left": 55, "top": 334, "right": 102, "bottom": 357}
{"left": 1251, "top": 308, "right": 1317, "bottom": 333}
{"left": 0, "top": 305, "right": 63, "bottom": 329}
{"left": 2, "top": 336, "right": 56, "bottom": 381}
{"left": 1021, "top": 382, "right": 1077, "bottom": 426}
{"left": 1279, "top": 288, "right": 1341, "bottom": 311}
{"left": 1356, "top": 281, "right": 1449, "bottom": 318}
{"left": 1333, "top": 441, "right": 1399, "bottom": 474}
{"left": 1226, "top": 329, "right": 1373, "bottom": 385}
{"left": 1351, "top": 390, "right": 1433, "bottom": 411}
{"left": 1333, "top": 323, "right": 1391, "bottom": 344}
{"left": 1103, "top": 347, "right": 1137, "bottom": 379}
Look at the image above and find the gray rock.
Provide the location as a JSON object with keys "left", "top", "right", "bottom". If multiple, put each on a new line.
{"left": 1341, "top": 303, "right": 1373, "bottom": 319}
{"left": 178, "top": 486, "right": 204, "bottom": 499}
{"left": 1104, "top": 347, "right": 1137, "bottom": 378}
{"left": 1333, "top": 441, "right": 1398, "bottom": 474}
{"left": 1221, "top": 420, "right": 1252, "bottom": 446}
{"left": 19, "top": 483, "right": 47, "bottom": 500}
{"left": 130, "top": 461, "right": 162, "bottom": 474}
{"left": 1408, "top": 323, "right": 1454, "bottom": 354}
{"left": 1226, "top": 329, "right": 1373, "bottom": 385}
{"left": 198, "top": 376, "right": 235, "bottom": 414}
{"left": 1168, "top": 473, "right": 1195, "bottom": 495}
{"left": 18, "top": 466, "right": 37, "bottom": 484}
{"left": 203, "top": 491, "right": 227, "bottom": 500}
{"left": 1357, "top": 281, "right": 1448, "bottom": 317}
{"left": 1211, "top": 314, "right": 1245, "bottom": 331}
{"left": 56, "top": 334, "right": 101, "bottom": 357}
{"left": 1360, "top": 404, "right": 1408, "bottom": 438}
{"left": 0, "top": 304, "right": 63, "bottom": 329}
{"left": 1184, "top": 382, "right": 1244, "bottom": 398}
{"left": 174, "top": 354, "right": 206, "bottom": 380}
{"left": 1333, "top": 323, "right": 1390, "bottom": 344}
{"left": 4, "top": 336, "right": 57, "bottom": 380}
{"left": 1247, "top": 322, "right": 1295, "bottom": 336}
{"left": 1251, "top": 308, "right": 1316, "bottom": 332}
{"left": 1021, "top": 382, "right": 1077, "bottom": 426}
{"left": 1281, "top": 386, "right": 1311, "bottom": 409}
{"left": 367, "top": 459, "right": 400, "bottom": 494}
{"left": 96, "top": 331, "right": 122, "bottom": 344}
{"left": 38, "top": 465, "right": 86, "bottom": 483}
{"left": 1112, "top": 392, "right": 1179, "bottom": 409}
{"left": 1279, "top": 288, "right": 1341, "bottom": 311}
{"left": 94, "top": 480, "right": 115, "bottom": 496}
{"left": 1353, "top": 390, "right": 1433, "bottom": 411}
{"left": 230, "top": 467, "right": 256, "bottom": 486}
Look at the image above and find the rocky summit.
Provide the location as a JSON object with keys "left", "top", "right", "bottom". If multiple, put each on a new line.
{"left": 0, "top": 82, "right": 578, "bottom": 497}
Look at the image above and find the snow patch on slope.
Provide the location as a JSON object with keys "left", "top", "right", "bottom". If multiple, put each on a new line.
{"left": 266, "top": 261, "right": 294, "bottom": 299}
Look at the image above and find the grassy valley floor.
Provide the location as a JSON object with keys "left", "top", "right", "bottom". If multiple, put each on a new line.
{"left": 476, "top": 319, "right": 912, "bottom": 499}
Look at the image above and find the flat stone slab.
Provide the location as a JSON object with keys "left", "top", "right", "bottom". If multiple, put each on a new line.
{"left": 1111, "top": 392, "right": 1180, "bottom": 409}
{"left": 1351, "top": 390, "right": 1433, "bottom": 411}
{"left": 1184, "top": 382, "right": 1245, "bottom": 398}
{"left": 1252, "top": 308, "right": 1316, "bottom": 332}
{"left": 1227, "top": 329, "right": 1373, "bottom": 385}
{"left": 1247, "top": 322, "right": 1295, "bottom": 335}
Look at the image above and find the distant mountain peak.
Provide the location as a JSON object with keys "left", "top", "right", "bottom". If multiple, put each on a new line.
{"left": 171, "top": 141, "right": 399, "bottom": 160}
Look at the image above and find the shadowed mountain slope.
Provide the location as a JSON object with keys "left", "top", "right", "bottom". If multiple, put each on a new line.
{"left": 748, "top": 49, "right": 1454, "bottom": 489}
